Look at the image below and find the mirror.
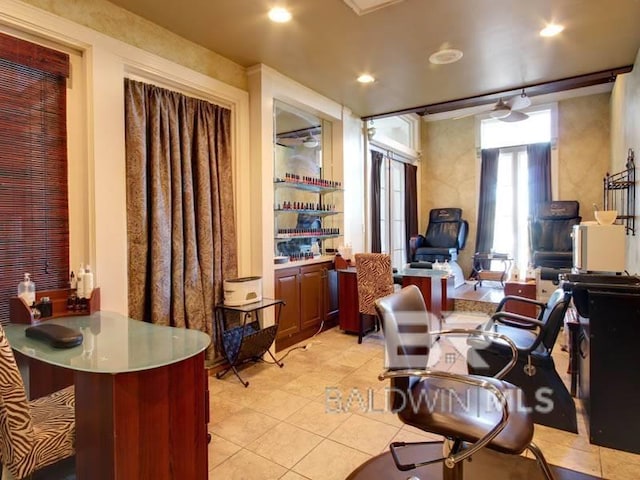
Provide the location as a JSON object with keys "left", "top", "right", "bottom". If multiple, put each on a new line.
{"left": 273, "top": 101, "right": 337, "bottom": 259}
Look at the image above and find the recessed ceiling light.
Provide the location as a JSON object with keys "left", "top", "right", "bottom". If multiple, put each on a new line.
{"left": 540, "top": 23, "right": 564, "bottom": 37}
{"left": 428, "top": 49, "right": 463, "bottom": 65}
{"left": 357, "top": 74, "right": 375, "bottom": 84}
{"left": 268, "top": 7, "right": 292, "bottom": 23}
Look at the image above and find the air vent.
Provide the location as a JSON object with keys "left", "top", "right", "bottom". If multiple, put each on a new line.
{"left": 343, "top": 0, "right": 404, "bottom": 15}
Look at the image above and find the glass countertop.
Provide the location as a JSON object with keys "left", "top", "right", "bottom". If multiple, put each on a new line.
{"left": 4, "top": 311, "right": 211, "bottom": 374}
{"left": 337, "top": 266, "right": 450, "bottom": 278}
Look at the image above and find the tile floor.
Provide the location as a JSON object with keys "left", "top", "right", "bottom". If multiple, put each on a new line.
{"left": 207, "top": 289, "right": 640, "bottom": 480}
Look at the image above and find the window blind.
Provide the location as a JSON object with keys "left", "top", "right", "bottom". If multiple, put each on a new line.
{"left": 0, "top": 32, "right": 70, "bottom": 324}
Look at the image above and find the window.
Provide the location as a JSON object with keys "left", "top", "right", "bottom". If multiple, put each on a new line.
{"left": 479, "top": 108, "right": 554, "bottom": 272}
{"left": 379, "top": 155, "right": 406, "bottom": 267}
{"left": 0, "top": 33, "right": 70, "bottom": 324}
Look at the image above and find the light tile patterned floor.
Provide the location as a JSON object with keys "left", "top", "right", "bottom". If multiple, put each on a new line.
{"left": 207, "top": 315, "right": 640, "bottom": 480}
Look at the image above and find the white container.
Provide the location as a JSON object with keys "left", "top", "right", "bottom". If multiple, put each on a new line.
{"left": 17, "top": 273, "right": 36, "bottom": 305}
{"left": 83, "top": 265, "right": 94, "bottom": 299}
{"left": 572, "top": 224, "right": 626, "bottom": 273}
{"left": 223, "top": 276, "right": 262, "bottom": 306}
{"left": 77, "top": 264, "right": 85, "bottom": 298}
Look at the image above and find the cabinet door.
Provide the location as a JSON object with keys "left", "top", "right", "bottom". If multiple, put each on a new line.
{"left": 300, "top": 264, "right": 323, "bottom": 330}
{"left": 323, "top": 263, "right": 339, "bottom": 320}
{"left": 504, "top": 282, "right": 537, "bottom": 317}
{"left": 275, "top": 268, "right": 301, "bottom": 340}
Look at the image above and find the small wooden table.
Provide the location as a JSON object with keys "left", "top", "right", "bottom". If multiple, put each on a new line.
{"left": 337, "top": 267, "right": 454, "bottom": 334}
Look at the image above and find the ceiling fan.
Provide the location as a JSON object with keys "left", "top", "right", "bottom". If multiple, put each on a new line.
{"left": 276, "top": 133, "right": 321, "bottom": 148}
{"left": 455, "top": 90, "right": 532, "bottom": 122}
{"left": 488, "top": 91, "right": 532, "bottom": 122}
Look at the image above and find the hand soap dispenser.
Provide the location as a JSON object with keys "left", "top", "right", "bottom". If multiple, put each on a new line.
{"left": 18, "top": 273, "right": 36, "bottom": 306}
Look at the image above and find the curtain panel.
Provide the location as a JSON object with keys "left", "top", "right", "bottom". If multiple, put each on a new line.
{"left": 370, "top": 151, "right": 383, "bottom": 253}
{"left": 124, "top": 79, "right": 237, "bottom": 343}
{"left": 475, "top": 148, "right": 500, "bottom": 270}
{"left": 527, "top": 142, "right": 552, "bottom": 218}
{"left": 404, "top": 163, "right": 418, "bottom": 262}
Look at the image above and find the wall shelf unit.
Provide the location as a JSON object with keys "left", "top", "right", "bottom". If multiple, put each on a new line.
{"left": 604, "top": 148, "right": 635, "bottom": 235}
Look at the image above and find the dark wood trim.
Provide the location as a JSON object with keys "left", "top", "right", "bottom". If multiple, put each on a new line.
{"left": 362, "top": 65, "right": 634, "bottom": 120}
{"left": 75, "top": 352, "right": 208, "bottom": 479}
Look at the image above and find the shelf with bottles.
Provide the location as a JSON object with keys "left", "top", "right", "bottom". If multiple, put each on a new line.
{"left": 275, "top": 226, "right": 341, "bottom": 242}
{"left": 273, "top": 173, "right": 343, "bottom": 194}
{"left": 274, "top": 199, "right": 341, "bottom": 217}
{"left": 9, "top": 287, "right": 101, "bottom": 324}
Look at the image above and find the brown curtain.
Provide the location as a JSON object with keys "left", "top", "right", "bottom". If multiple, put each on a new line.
{"left": 527, "top": 142, "right": 552, "bottom": 219}
{"left": 404, "top": 163, "right": 418, "bottom": 262}
{"left": 371, "top": 150, "right": 383, "bottom": 253}
{"left": 475, "top": 148, "right": 500, "bottom": 270}
{"left": 124, "top": 79, "right": 237, "bottom": 342}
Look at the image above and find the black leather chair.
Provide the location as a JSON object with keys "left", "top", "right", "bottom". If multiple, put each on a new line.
{"left": 467, "top": 287, "right": 577, "bottom": 433}
{"left": 529, "top": 201, "right": 581, "bottom": 269}
{"left": 357, "top": 285, "right": 555, "bottom": 480}
{"left": 410, "top": 208, "right": 468, "bottom": 263}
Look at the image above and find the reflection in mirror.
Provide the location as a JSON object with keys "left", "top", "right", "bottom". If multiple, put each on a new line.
{"left": 274, "top": 101, "right": 336, "bottom": 259}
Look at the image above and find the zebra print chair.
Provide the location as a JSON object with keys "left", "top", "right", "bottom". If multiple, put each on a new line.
{"left": 355, "top": 253, "right": 394, "bottom": 344}
{"left": 0, "top": 324, "right": 75, "bottom": 480}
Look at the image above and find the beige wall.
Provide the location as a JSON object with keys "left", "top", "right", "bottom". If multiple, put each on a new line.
{"left": 611, "top": 48, "right": 640, "bottom": 274}
{"left": 420, "top": 93, "right": 611, "bottom": 277}
{"left": 420, "top": 116, "right": 477, "bottom": 275}
{"left": 21, "top": 0, "right": 247, "bottom": 91}
{"left": 557, "top": 93, "right": 611, "bottom": 221}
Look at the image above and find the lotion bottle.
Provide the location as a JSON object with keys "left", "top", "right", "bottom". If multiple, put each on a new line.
{"left": 17, "top": 273, "right": 36, "bottom": 305}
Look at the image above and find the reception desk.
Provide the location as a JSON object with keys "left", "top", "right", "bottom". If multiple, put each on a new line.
{"left": 5, "top": 312, "right": 211, "bottom": 479}
{"left": 338, "top": 267, "right": 454, "bottom": 334}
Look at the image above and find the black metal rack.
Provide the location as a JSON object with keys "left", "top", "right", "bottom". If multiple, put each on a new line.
{"left": 214, "top": 298, "right": 285, "bottom": 387}
{"left": 603, "top": 148, "right": 635, "bottom": 235}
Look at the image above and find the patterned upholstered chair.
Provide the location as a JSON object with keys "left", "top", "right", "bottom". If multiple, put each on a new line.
{"left": 355, "top": 253, "right": 394, "bottom": 344}
{"left": 0, "top": 324, "right": 75, "bottom": 480}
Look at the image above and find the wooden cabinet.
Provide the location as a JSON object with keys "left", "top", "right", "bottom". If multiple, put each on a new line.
{"left": 504, "top": 281, "right": 538, "bottom": 318}
{"left": 275, "top": 260, "right": 338, "bottom": 351}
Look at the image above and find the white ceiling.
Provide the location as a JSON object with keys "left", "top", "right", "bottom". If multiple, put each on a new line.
{"left": 108, "top": 0, "right": 640, "bottom": 119}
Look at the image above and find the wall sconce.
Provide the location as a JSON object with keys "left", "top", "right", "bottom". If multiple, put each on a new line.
{"left": 366, "top": 120, "right": 376, "bottom": 140}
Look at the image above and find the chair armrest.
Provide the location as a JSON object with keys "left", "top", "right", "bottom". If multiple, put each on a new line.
{"left": 496, "top": 295, "right": 547, "bottom": 315}
{"left": 381, "top": 328, "right": 518, "bottom": 381}
{"left": 409, "top": 235, "right": 426, "bottom": 261}
{"left": 378, "top": 367, "right": 509, "bottom": 468}
{"left": 491, "top": 311, "right": 545, "bottom": 329}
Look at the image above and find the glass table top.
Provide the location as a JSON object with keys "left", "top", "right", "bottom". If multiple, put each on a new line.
{"left": 4, "top": 311, "right": 211, "bottom": 374}
{"left": 337, "top": 266, "right": 450, "bottom": 278}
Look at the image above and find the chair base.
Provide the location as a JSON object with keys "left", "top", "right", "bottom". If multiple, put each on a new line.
{"left": 346, "top": 443, "right": 598, "bottom": 480}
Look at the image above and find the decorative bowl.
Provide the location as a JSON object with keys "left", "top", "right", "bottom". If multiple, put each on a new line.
{"left": 595, "top": 210, "right": 617, "bottom": 225}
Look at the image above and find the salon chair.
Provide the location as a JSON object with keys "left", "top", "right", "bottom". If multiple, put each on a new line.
{"left": 467, "top": 288, "right": 577, "bottom": 433}
{"left": 346, "top": 285, "right": 556, "bottom": 480}
{"left": 0, "top": 325, "right": 76, "bottom": 480}
{"left": 410, "top": 208, "right": 468, "bottom": 263}
{"left": 529, "top": 200, "right": 581, "bottom": 271}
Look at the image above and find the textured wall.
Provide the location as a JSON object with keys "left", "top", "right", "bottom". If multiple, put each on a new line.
{"left": 420, "top": 116, "right": 477, "bottom": 276}
{"left": 21, "top": 0, "right": 247, "bottom": 91}
{"left": 611, "top": 48, "right": 640, "bottom": 274}
{"left": 420, "top": 93, "right": 611, "bottom": 277}
{"left": 557, "top": 93, "right": 611, "bottom": 222}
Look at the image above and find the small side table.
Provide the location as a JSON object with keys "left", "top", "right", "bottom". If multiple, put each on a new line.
{"left": 471, "top": 252, "right": 512, "bottom": 290}
{"left": 215, "top": 298, "right": 285, "bottom": 387}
